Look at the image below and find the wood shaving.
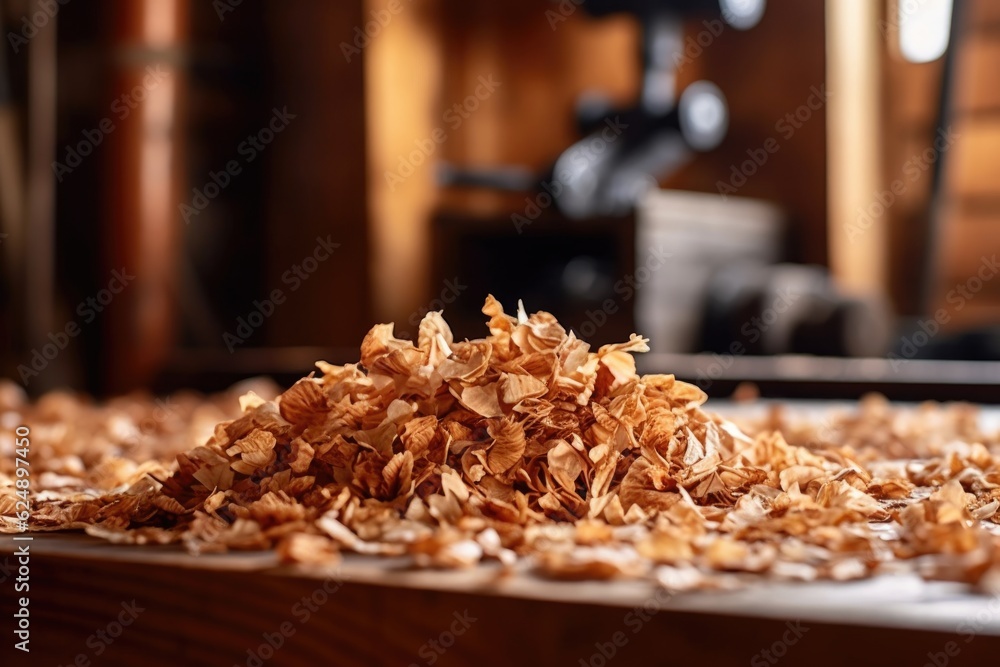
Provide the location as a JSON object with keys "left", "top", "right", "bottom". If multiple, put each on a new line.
{"left": 3, "top": 298, "right": 1000, "bottom": 592}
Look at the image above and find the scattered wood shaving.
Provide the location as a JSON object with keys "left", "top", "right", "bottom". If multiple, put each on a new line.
{"left": 3, "top": 298, "right": 1000, "bottom": 591}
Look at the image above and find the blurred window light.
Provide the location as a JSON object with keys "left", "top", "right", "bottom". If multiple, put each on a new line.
{"left": 720, "top": 0, "right": 766, "bottom": 30}
{"left": 897, "top": 0, "right": 953, "bottom": 63}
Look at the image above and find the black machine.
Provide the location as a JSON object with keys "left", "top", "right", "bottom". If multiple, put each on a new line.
{"left": 550, "top": 0, "right": 764, "bottom": 218}
{"left": 441, "top": 0, "right": 766, "bottom": 216}
{"left": 433, "top": 0, "right": 767, "bottom": 345}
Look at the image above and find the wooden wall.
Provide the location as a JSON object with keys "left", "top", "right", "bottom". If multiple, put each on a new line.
{"left": 367, "top": 0, "right": 830, "bottom": 327}
{"left": 367, "top": 0, "right": 639, "bottom": 327}
{"left": 879, "top": 0, "right": 946, "bottom": 316}
{"left": 665, "top": 0, "right": 829, "bottom": 267}
{"left": 926, "top": 0, "right": 1000, "bottom": 329}
{"left": 265, "top": 1, "right": 372, "bottom": 347}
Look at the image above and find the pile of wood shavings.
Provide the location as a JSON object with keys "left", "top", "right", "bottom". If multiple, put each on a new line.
{"left": 3, "top": 296, "right": 1000, "bottom": 591}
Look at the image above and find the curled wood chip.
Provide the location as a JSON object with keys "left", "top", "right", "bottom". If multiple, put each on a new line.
{"left": 460, "top": 384, "right": 504, "bottom": 418}
{"left": 500, "top": 372, "right": 548, "bottom": 405}
{"left": 486, "top": 419, "right": 526, "bottom": 474}
{"left": 226, "top": 429, "right": 277, "bottom": 475}
{"left": 278, "top": 379, "right": 328, "bottom": 425}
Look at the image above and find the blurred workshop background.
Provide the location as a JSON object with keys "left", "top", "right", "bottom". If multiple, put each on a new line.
{"left": 0, "top": 0, "right": 998, "bottom": 401}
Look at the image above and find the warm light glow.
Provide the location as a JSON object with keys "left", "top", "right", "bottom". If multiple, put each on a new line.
{"left": 143, "top": 0, "right": 181, "bottom": 44}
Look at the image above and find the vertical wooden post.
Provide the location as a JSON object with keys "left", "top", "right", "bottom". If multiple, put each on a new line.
{"left": 24, "top": 0, "right": 58, "bottom": 382}
{"left": 104, "top": 0, "right": 188, "bottom": 393}
{"left": 826, "top": 0, "right": 886, "bottom": 294}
